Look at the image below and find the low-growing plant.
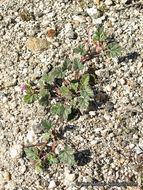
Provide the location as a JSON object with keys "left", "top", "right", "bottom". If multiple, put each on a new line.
{"left": 22, "top": 26, "right": 121, "bottom": 172}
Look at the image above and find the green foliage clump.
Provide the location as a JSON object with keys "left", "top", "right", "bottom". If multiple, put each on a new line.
{"left": 22, "top": 26, "right": 121, "bottom": 172}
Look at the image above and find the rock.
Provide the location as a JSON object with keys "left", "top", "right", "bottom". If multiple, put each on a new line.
{"left": 10, "top": 144, "right": 23, "bottom": 159}
{"left": 27, "top": 37, "right": 51, "bottom": 53}
{"left": 105, "top": 0, "right": 113, "bottom": 6}
{"left": 63, "top": 167, "right": 76, "bottom": 186}
{"left": 4, "top": 172, "right": 11, "bottom": 181}
{"left": 48, "top": 180, "right": 56, "bottom": 189}
{"left": 72, "top": 15, "right": 86, "bottom": 23}
{"left": 86, "top": 6, "right": 101, "bottom": 18}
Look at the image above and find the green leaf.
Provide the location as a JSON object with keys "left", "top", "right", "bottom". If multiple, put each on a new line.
{"left": 74, "top": 45, "right": 86, "bottom": 56}
{"left": 80, "top": 74, "right": 90, "bottom": 86}
{"left": 59, "top": 146, "right": 75, "bottom": 165}
{"left": 93, "top": 27, "right": 107, "bottom": 42}
{"left": 41, "top": 120, "right": 55, "bottom": 133}
{"left": 50, "top": 103, "right": 71, "bottom": 120}
{"left": 78, "top": 97, "right": 89, "bottom": 112}
{"left": 39, "top": 80, "right": 43, "bottom": 88}
{"left": 70, "top": 82, "right": 78, "bottom": 93}
{"left": 48, "top": 153, "right": 59, "bottom": 164}
{"left": 40, "top": 88, "right": 48, "bottom": 97}
{"left": 36, "top": 164, "right": 43, "bottom": 173}
{"left": 63, "top": 105, "right": 71, "bottom": 120}
{"left": 107, "top": 42, "right": 121, "bottom": 57}
{"left": 39, "top": 94, "right": 49, "bottom": 106}
{"left": 24, "top": 147, "right": 39, "bottom": 160}
{"left": 80, "top": 86, "right": 94, "bottom": 99}
{"left": 62, "top": 59, "right": 71, "bottom": 71}
{"left": 70, "top": 99, "right": 77, "bottom": 108}
{"left": 43, "top": 134, "right": 49, "bottom": 141}
{"left": 53, "top": 67, "right": 65, "bottom": 78}
{"left": 73, "top": 58, "right": 84, "bottom": 72}
{"left": 50, "top": 102, "right": 64, "bottom": 116}
{"left": 42, "top": 73, "right": 54, "bottom": 84}
{"left": 24, "top": 94, "right": 38, "bottom": 104}
{"left": 60, "top": 86, "right": 72, "bottom": 100}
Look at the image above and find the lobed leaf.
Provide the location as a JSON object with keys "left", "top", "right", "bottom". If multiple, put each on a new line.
{"left": 73, "top": 58, "right": 84, "bottom": 72}
{"left": 24, "top": 147, "right": 39, "bottom": 160}
{"left": 74, "top": 45, "right": 86, "bottom": 56}
{"left": 93, "top": 27, "right": 107, "bottom": 42}
{"left": 41, "top": 120, "right": 55, "bottom": 133}
{"left": 40, "top": 88, "right": 48, "bottom": 97}
{"left": 59, "top": 146, "right": 75, "bottom": 165}
{"left": 80, "top": 86, "right": 94, "bottom": 99}
{"left": 39, "top": 94, "right": 49, "bottom": 106}
{"left": 107, "top": 42, "right": 121, "bottom": 57}
{"left": 53, "top": 67, "right": 65, "bottom": 78}
{"left": 60, "top": 86, "right": 72, "bottom": 100}
{"left": 42, "top": 73, "right": 54, "bottom": 84}
{"left": 24, "top": 93, "right": 38, "bottom": 104}
{"left": 80, "top": 74, "right": 90, "bottom": 86}
{"left": 78, "top": 97, "right": 89, "bottom": 112}
{"left": 62, "top": 59, "right": 71, "bottom": 71}
{"left": 48, "top": 153, "right": 59, "bottom": 164}
{"left": 70, "top": 82, "right": 78, "bottom": 93}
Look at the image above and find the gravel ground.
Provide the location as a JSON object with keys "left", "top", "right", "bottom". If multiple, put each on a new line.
{"left": 0, "top": 0, "right": 143, "bottom": 189}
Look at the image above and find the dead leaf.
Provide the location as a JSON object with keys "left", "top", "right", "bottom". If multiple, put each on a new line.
{"left": 47, "top": 29, "right": 56, "bottom": 38}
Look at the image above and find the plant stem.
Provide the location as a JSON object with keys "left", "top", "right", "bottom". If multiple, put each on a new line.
{"left": 24, "top": 142, "right": 47, "bottom": 148}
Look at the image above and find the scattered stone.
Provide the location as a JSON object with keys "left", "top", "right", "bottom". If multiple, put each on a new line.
{"left": 105, "top": 0, "right": 113, "bottom": 6}
{"left": 27, "top": 37, "right": 51, "bottom": 52}
{"left": 48, "top": 180, "right": 56, "bottom": 189}
{"left": 10, "top": 144, "right": 23, "bottom": 159}
{"left": 4, "top": 172, "right": 11, "bottom": 181}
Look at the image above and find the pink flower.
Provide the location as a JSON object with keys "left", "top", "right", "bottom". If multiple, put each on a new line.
{"left": 21, "top": 84, "right": 27, "bottom": 92}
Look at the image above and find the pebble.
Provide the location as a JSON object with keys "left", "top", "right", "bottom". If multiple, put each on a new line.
{"left": 27, "top": 37, "right": 51, "bottom": 52}
{"left": 10, "top": 144, "right": 23, "bottom": 159}
{"left": 105, "top": 0, "right": 113, "bottom": 6}
{"left": 48, "top": 180, "right": 56, "bottom": 189}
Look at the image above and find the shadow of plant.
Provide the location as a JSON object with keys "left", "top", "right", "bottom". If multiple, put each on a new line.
{"left": 118, "top": 52, "right": 140, "bottom": 63}
{"left": 74, "top": 149, "right": 92, "bottom": 166}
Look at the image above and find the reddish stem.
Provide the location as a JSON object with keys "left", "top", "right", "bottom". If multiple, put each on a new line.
{"left": 51, "top": 137, "right": 56, "bottom": 152}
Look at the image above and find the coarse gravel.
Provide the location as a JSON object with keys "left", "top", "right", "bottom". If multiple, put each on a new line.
{"left": 0, "top": 0, "right": 143, "bottom": 189}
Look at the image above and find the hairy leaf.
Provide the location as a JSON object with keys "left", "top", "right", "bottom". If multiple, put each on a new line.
{"left": 80, "top": 86, "right": 94, "bottom": 98}
{"left": 42, "top": 73, "right": 54, "bottom": 84}
{"left": 73, "top": 58, "right": 84, "bottom": 71}
{"left": 62, "top": 59, "right": 71, "bottom": 71}
{"left": 60, "top": 86, "right": 72, "bottom": 100}
{"left": 24, "top": 93, "right": 38, "bottom": 104}
{"left": 78, "top": 97, "right": 89, "bottom": 112}
{"left": 53, "top": 67, "right": 65, "bottom": 78}
{"left": 70, "top": 82, "right": 78, "bottom": 93}
{"left": 39, "top": 94, "right": 49, "bottom": 106}
{"left": 63, "top": 105, "right": 71, "bottom": 120}
{"left": 74, "top": 45, "right": 86, "bottom": 56}
{"left": 36, "top": 165, "right": 43, "bottom": 173}
{"left": 41, "top": 120, "right": 55, "bottom": 133}
{"left": 48, "top": 153, "right": 59, "bottom": 164}
{"left": 24, "top": 147, "right": 39, "bottom": 160}
{"left": 80, "top": 74, "right": 90, "bottom": 86}
{"left": 93, "top": 27, "right": 107, "bottom": 42}
{"left": 40, "top": 88, "right": 48, "bottom": 97}
{"left": 107, "top": 42, "right": 121, "bottom": 57}
{"left": 59, "top": 146, "right": 75, "bottom": 165}
{"left": 39, "top": 80, "right": 43, "bottom": 88}
{"left": 50, "top": 102, "right": 64, "bottom": 116}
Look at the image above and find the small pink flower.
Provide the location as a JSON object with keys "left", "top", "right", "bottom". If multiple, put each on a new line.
{"left": 21, "top": 84, "right": 27, "bottom": 92}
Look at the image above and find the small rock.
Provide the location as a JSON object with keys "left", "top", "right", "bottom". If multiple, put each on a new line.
{"left": 105, "top": 101, "right": 114, "bottom": 112}
{"left": 48, "top": 180, "right": 56, "bottom": 189}
{"left": 10, "top": 144, "right": 23, "bottom": 159}
{"left": 32, "top": 123, "right": 43, "bottom": 134}
{"left": 72, "top": 15, "right": 86, "bottom": 23}
{"left": 105, "top": 0, "right": 113, "bottom": 6}
{"left": 86, "top": 6, "right": 100, "bottom": 18}
{"left": 63, "top": 167, "right": 76, "bottom": 186}
{"left": 27, "top": 37, "right": 51, "bottom": 53}
{"left": 4, "top": 172, "right": 11, "bottom": 181}
{"left": 104, "top": 113, "right": 110, "bottom": 121}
